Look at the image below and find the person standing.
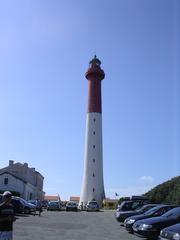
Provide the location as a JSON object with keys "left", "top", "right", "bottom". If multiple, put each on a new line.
{"left": 0, "top": 191, "right": 16, "bottom": 240}
{"left": 36, "top": 200, "right": 42, "bottom": 216}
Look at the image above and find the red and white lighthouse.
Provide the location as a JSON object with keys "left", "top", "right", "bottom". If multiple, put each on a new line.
{"left": 80, "top": 56, "right": 105, "bottom": 207}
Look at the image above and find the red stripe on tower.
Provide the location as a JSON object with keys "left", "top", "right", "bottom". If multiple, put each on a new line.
{"left": 85, "top": 55, "right": 105, "bottom": 113}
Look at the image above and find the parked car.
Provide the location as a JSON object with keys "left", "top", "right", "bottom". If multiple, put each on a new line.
{"left": 16, "top": 197, "right": 36, "bottom": 214}
{"left": 11, "top": 198, "right": 24, "bottom": 214}
{"left": 125, "top": 204, "right": 177, "bottom": 233}
{"left": 118, "top": 196, "right": 150, "bottom": 205}
{"left": 78, "top": 203, "right": 87, "bottom": 211}
{"left": 86, "top": 201, "right": 99, "bottom": 212}
{"left": 117, "top": 199, "right": 150, "bottom": 212}
{"left": 0, "top": 194, "right": 34, "bottom": 214}
{"left": 28, "top": 200, "right": 43, "bottom": 212}
{"left": 41, "top": 200, "right": 48, "bottom": 208}
{"left": 47, "top": 201, "right": 62, "bottom": 211}
{"left": 28, "top": 200, "right": 38, "bottom": 207}
{"left": 0, "top": 194, "right": 3, "bottom": 203}
{"left": 115, "top": 204, "right": 157, "bottom": 223}
{"left": 66, "top": 202, "right": 78, "bottom": 211}
{"left": 132, "top": 207, "right": 180, "bottom": 240}
{"left": 159, "top": 223, "right": 180, "bottom": 240}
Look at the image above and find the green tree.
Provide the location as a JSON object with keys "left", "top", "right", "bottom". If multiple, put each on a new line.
{"left": 144, "top": 176, "right": 180, "bottom": 204}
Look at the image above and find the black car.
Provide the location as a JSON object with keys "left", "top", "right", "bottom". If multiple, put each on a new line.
{"left": 125, "top": 204, "right": 176, "bottom": 233}
{"left": 132, "top": 207, "right": 180, "bottom": 240}
{"left": 66, "top": 202, "right": 78, "bottom": 211}
{"left": 115, "top": 204, "right": 157, "bottom": 223}
{"left": 159, "top": 223, "right": 180, "bottom": 240}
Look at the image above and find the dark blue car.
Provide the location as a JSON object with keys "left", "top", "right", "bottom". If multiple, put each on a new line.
{"left": 159, "top": 223, "right": 180, "bottom": 240}
{"left": 132, "top": 207, "right": 180, "bottom": 240}
{"left": 125, "top": 204, "right": 177, "bottom": 233}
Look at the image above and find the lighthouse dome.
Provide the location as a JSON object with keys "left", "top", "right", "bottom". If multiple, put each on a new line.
{"left": 89, "top": 55, "right": 101, "bottom": 66}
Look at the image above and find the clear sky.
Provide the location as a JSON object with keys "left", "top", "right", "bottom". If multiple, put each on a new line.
{"left": 0, "top": 0, "right": 179, "bottom": 200}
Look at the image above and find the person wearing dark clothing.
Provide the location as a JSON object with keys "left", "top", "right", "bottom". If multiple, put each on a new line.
{"left": 36, "top": 200, "right": 42, "bottom": 216}
{"left": 0, "top": 191, "right": 16, "bottom": 240}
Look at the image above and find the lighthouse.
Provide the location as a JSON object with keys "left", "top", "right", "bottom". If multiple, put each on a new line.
{"left": 80, "top": 56, "right": 105, "bottom": 207}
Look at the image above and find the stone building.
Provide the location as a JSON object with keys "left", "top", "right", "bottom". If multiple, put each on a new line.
{"left": 0, "top": 160, "right": 44, "bottom": 200}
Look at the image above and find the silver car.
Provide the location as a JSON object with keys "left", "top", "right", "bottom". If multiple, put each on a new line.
{"left": 86, "top": 201, "right": 99, "bottom": 212}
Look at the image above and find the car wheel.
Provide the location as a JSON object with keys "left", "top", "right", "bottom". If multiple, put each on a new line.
{"left": 24, "top": 208, "right": 30, "bottom": 214}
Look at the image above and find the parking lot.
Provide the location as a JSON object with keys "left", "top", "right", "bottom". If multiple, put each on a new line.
{"left": 14, "top": 210, "right": 140, "bottom": 240}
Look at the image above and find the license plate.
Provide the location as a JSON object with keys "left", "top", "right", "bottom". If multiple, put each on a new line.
{"left": 159, "top": 238, "right": 167, "bottom": 240}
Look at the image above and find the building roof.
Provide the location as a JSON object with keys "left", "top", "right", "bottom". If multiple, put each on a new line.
{"left": 0, "top": 171, "right": 27, "bottom": 183}
{"left": 0, "top": 160, "right": 44, "bottom": 179}
{"left": 44, "top": 195, "right": 60, "bottom": 201}
{"left": 103, "top": 198, "right": 118, "bottom": 203}
{"left": 69, "top": 196, "right": 80, "bottom": 201}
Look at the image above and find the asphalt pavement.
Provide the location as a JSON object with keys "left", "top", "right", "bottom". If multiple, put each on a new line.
{"left": 14, "top": 210, "right": 140, "bottom": 240}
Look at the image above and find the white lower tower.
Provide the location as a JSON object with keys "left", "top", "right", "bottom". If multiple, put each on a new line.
{"left": 80, "top": 56, "right": 105, "bottom": 207}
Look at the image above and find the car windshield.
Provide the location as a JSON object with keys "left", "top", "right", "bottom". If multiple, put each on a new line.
{"left": 136, "top": 205, "right": 149, "bottom": 212}
{"left": 19, "top": 198, "right": 28, "bottom": 204}
{"left": 28, "top": 200, "right": 37, "bottom": 205}
{"left": 144, "top": 205, "right": 163, "bottom": 215}
{"left": 162, "top": 207, "right": 180, "bottom": 217}
{"left": 118, "top": 201, "right": 131, "bottom": 207}
{"left": 68, "top": 202, "right": 76, "bottom": 206}
{"left": 89, "top": 202, "right": 97, "bottom": 205}
{"left": 49, "top": 201, "right": 59, "bottom": 205}
{"left": 131, "top": 202, "right": 141, "bottom": 210}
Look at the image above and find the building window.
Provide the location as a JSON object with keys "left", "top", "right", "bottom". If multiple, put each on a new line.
{"left": 30, "top": 192, "right": 33, "bottom": 200}
{"left": 4, "top": 178, "right": 8, "bottom": 185}
{"left": 93, "top": 173, "right": 95, "bottom": 177}
{"left": 93, "top": 159, "right": 95, "bottom": 163}
{"left": 93, "top": 118, "right": 96, "bottom": 122}
{"left": 93, "top": 131, "right": 95, "bottom": 135}
{"left": 93, "top": 145, "right": 95, "bottom": 149}
{"left": 93, "top": 188, "right": 95, "bottom": 192}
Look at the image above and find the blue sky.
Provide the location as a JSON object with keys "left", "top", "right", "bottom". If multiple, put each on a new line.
{"left": 0, "top": 0, "right": 179, "bottom": 200}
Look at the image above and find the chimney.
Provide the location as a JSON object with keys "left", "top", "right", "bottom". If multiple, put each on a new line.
{"left": 9, "top": 160, "right": 14, "bottom": 167}
{"left": 24, "top": 163, "right": 28, "bottom": 168}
